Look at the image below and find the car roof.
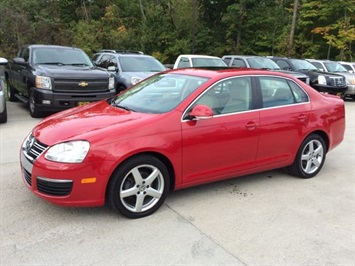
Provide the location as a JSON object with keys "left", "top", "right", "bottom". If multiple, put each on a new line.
{"left": 178, "top": 54, "right": 223, "bottom": 59}
{"left": 165, "top": 67, "right": 297, "bottom": 79}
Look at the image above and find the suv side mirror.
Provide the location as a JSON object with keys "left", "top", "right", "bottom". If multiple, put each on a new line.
{"left": 107, "top": 66, "right": 117, "bottom": 72}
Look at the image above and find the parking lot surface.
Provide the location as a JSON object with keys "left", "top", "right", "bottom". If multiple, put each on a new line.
{"left": 1, "top": 101, "right": 354, "bottom": 265}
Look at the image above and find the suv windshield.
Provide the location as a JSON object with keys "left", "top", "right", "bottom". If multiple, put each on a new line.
{"left": 290, "top": 59, "right": 318, "bottom": 71}
{"left": 111, "top": 73, "right": 209, "bottom": 113}
{"left": 247, "top": 57, "right": 280, "bottom": 70}
{"left": 32, "top": 48, "right": 93, "bottom": 66}
{"left": 119, "top": 56, "right": 166, "bottom": 72}
{"left": 324, "top": 62, "right": 348, "bottom": 73}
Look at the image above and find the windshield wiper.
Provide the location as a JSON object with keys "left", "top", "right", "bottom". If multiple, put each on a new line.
{"left": 69, "top": 63, "right": 90, "bottom": 66}
{"left": 39, "top": 62, "right": 65, "bottom": 65}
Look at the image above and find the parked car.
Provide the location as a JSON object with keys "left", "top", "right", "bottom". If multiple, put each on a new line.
{"left": 222, "top": 55, "right": 310, "bottom": 84}
{"left": 5, "top": 45, "right": 115, "bottom": 118}
{"left": 269, "top": 57, "right": 347, "bottom": 95}
{"left": 338, "top": 61, "right": 355, "bottom": 73}
{"left": 173, "top": 54, "right": 227, "bottom": 69}
{"left": 307, "top": 59, "right": 355, "bottom": 100}
{"left": 21, "top": 68, "right": 345, "bottom": 218}
{"left": 92, "top": 50, "right": 166, "bottom": 93}
{"left": 0, "top": 57, "right": 8, "bottom": 123}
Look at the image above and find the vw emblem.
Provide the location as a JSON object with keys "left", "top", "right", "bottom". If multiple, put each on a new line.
{"left": 26, "top": 137, "right": 35, "bottom": 153}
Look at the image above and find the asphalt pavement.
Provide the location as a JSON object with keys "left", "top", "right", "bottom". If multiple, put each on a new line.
{"left": 1, "top": 101, "right": 354, "bottom": 265}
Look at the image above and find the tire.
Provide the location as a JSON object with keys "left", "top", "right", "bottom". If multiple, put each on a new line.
{"left": 107, "top": 155, "right": 170, "bottom": 218}
{"left": 0, "top": 103, "right": 7, "bottom": 123}
{"left": 29, "top": 89, "right": 43, "bottom": 118}
{"left": 351, "top": 95, "right": 355, "bottom": 101}
{"left": 116, "top": 85, "right": 126, "bottom": 94}
{"left": 6, "top": 79, "right": 17, "bottom": 102}
{"left": 287, "top": 134, "right": 326, "bottom": 178}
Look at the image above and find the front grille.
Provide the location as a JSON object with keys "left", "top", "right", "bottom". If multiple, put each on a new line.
{"left": 53, "top": 78, "right": 109, "bottom": 93}
{"left": 23, "top": 168, "right": 32, "bottom": 186}
{"left": 37, "top": 177, "right": 73, "bottom": 196}
{"left": 329, "top": 77, "right": 346, "bottom": 87}
{"left": 23, "top": 136, "right": 48, "bottom": 163}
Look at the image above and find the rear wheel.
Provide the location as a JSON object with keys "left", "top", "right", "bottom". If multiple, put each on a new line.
{"left": 107, "top": 155, "right": 170, "bottom": 218}
{"left": 0, "top": 103, "right": 7, "bottom": 123}
{"left": 287, "top": 134, "right": 326, "bottom": 178}
{"left": 116, "top": 85, "right": 126, "bottom": 94}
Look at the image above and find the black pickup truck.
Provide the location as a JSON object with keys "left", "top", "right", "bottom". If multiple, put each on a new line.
{"left": 5, "top": 45, "right": 116, "bottom": 117}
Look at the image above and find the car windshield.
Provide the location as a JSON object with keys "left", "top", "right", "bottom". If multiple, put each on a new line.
{"left": 247, "top": 57, "right": 281, "bottom": 70}
{"left": 110, "top": 73, "right": 209, "bottom": 114}
{"left": 119, "top": 56, "right": 166, "bottom": 72}
{"left": 192, "top": 58, "right": 227, "bottom": 67}
{"left": 290, "top": 59, "right": 318, "bottom": 71}
{"left": 32, "top": 48, "right": 93, "bottom": 66}
{"left": 324, "top": 62, "right": 348, "bottom": 73}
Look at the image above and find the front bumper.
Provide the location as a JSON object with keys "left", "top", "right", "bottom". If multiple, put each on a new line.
{"left": 312, "top": 84, "right": 348, "bottom": 94}
{"left": 32, "top": 88, "right": 115, "bottom": 112}
{"left": 20, "top": 146, "right": 115, "bottom": 207}
{"left": 344, "top": 84, "right": 355, "bottom": 96}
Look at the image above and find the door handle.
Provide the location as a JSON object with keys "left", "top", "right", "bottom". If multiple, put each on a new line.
{"left": 245, "top": 121, "right": 257, "bottom": 130}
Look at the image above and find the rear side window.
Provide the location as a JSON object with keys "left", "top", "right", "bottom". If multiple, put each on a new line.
{"left": 259, "top": 77, "right": 308, "bottom": 108}
{"left": 231, "top": 59, "right": 247, "bottom": 67}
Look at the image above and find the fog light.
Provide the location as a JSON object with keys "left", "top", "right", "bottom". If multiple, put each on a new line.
{"left": 42, "top": 100, "right": 51, "bottom": 105}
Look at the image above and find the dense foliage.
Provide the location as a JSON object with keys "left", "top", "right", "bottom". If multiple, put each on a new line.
{"left": 0, "top": 0, "right": 354, "bottom": 63}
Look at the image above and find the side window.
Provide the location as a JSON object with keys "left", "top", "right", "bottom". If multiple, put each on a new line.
{"left": 177, "top": 57, "right": 190, "bottom": 68}
{"left": 275, "top": 60, "right": 291, "bottom": 71}
{"left": 223, "top": 57, "right": 231, "bottom": 66}
{"left": 259, "top": 77, "right": 295, "bottom": 108}
{"left": 311, "top": 62, "right": 324, "bottom": 71}
{"left": 97, "top": 54, "right": 112, "bottom": 68}
{"left": 287, "top": 80, "right": 309, "bottom": 103}
{"left": 231, "top": 59, "right": 247, "bottom": 68}
{"left": 108, "top": 56, "right": 117, "bottom": 68}
{"left": 23, "top": 48, "right": 30, "bottom": 62}
{"left": 220, "top": 77, "right": 252, "bottom": 114}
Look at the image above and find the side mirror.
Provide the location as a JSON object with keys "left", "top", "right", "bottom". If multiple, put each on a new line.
{"left": 187, "top": 105, "right": 213, "bottom": 120}
{"left": 0, "top": 58, "right": 8, "bottom": 66}
{"left": 107, "top": 66, "right": 117, "bottom": 72}
{"left": 13, "top": 57, "right": 27, "bottom": 65}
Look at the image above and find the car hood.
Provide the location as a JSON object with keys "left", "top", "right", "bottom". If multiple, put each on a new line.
{"left": 35, "top": 65, "right": 110, "bottom": 78}
{"left": 275, "top": 70, "right": 308, "bottom": 78}
{"left": 122, "top": 71, "right": 160, "bottom": 79}
{"left": 301, "top": 69, "right": 345, "bottom": 78}
{"left": 33, "top": 100, "right": 158, "bottom": 145}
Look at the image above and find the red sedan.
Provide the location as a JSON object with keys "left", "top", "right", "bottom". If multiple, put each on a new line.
{"left": 20, "top": 68, "right": 345, "bottom": 218}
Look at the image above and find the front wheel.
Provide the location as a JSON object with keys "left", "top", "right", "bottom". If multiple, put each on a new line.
{"left": 107, "top": 155, "right": 170, "bottom": 218}
{"left": 287, "top": 134, "right": 326, "bottom": 178}
{"left": 6, "top": 79, "right": 17, "bottom": 102}
{"left": 29, "top": 89, "right": 43, "bottom": 118}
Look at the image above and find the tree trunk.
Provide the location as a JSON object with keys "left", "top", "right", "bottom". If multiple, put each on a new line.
{"left": 288, "top": 0, "right": 299, "bottom": 57}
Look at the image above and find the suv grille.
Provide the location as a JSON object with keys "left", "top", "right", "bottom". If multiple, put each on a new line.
{"left": 53, "top": 78, "right": 109, "bottom": 93}
{"left": 329, "top": 77, "right": 346, "bottom": 87}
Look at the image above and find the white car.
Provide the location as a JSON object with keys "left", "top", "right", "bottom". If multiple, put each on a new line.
{"left": 338, "top": 61, "right": 355, "bottom": 73}
{"left": 0, "top": 57, "right": 8, "bottom": 123}
{"left": 173, "top": 54, "right": 227, "bottom": 69}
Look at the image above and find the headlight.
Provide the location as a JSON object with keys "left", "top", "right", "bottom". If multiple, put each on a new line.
{"left": 349, "top": 78, "right": 355, "bottom": 85}
{"left": 131, "top": 77, "right": 142, "bottom": 85}
{"left": 109, "top": 77, "right": 115, "bottom": 90}
{"left": 36, "top": 76, "right": 52, "bottom": 90}
{"left": 318, "top": 75, "right": 327, "bottom": 85}
{"left": 45, "top": 141, "right": 90, "bottom": 163}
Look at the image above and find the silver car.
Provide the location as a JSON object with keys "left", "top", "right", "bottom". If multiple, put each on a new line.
{"left": 0, "top": 57, "right": 8, "bottom": 123}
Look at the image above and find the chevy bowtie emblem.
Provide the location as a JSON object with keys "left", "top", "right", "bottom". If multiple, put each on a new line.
{"left": 78, "top": 81, "right": 89, "bottom": 87}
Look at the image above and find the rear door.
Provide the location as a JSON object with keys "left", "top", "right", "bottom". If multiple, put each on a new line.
{"left": 256, "top": 76, "right": 311, "bottom": 167}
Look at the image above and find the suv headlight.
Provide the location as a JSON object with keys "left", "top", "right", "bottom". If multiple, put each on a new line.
{"left": 45, "top": 141, "right": 90, "bottom": 163}
{"left": 131, "top": 77, "right": 142, "bottom": 85}
{"left": 36, "top": 76, "right": 52, "bottom": 90}
{"left": 318, "top": 75, "right": 327, "bottom": 85}
{"left": 109, "top": 77, "right": 115, "bottom": 90}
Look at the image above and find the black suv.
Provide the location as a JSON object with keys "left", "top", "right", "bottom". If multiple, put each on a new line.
{"left": 92, "top": 50, "right": 166, "bottom": 93}
{"left": 269, "top": 57, "right": 347, "bottom": 94}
